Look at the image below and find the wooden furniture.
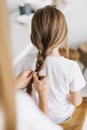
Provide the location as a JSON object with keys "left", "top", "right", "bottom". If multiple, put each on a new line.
{"left": 59, "top": 48, "right": 80, "bottom": 61}
{"left": 60, "top": 97, "right": 87, "bottom": 130}
{"left": 78, "top": 43, "right": 87, "bottom": 74}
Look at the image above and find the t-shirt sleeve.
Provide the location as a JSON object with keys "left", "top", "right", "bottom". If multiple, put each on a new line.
{"left": 69, "top": 62, "right": 86, "bottom": 92}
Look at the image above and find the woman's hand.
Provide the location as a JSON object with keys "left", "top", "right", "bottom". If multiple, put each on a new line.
{"left": 15, "top": 70, "right": 33, "bottom": 90}
{"left": 33, "top": 73, "right": 50, "bottom": 116}
{"left": 33, "top": 74, "right": 50, "bottom": 98}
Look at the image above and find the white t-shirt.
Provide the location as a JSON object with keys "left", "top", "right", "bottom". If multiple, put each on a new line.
{"left": 0, "top": 91, "right": 63, "bottom": 130}
{"left": 22, "top": 53, "right": 86, "bottom": 123}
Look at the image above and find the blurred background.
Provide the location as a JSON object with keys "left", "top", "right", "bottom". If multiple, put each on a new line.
{"left": 6, "top": 0, "right": 87, "bottom": 96}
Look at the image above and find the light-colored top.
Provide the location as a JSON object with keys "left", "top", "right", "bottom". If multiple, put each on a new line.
{"left": 0, "top": 91, "right": 63, "bottom": 130}
{"left": 22, "top": 53, "right": 86, "bottom": 123}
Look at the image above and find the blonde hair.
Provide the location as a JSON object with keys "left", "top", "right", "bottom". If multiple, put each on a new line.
{"left": 27, "top": 6, "right": 69, "bottom": 94}
{"left": 0, "top": 1, "right": 16, "bottom": 130}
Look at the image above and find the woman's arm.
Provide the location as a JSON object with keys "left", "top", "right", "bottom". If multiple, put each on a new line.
{"left": 15, "top": 71, "right": 50, "bottom": 116}
{"left": 39, "top": 94, "right": 49, "bottom": 116}
{"left": 33, "top": 74, "right": 50, "bottom": 117}
{"left": 70, "top": 90, "right": 83, "bottom": 106}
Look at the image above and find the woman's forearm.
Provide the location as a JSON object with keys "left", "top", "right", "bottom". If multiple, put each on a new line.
{"left": 33, "top": 74, "right": 50, "bottom": 117}
{"left": 39, "top": 94, "right": 49, "bottom": 117}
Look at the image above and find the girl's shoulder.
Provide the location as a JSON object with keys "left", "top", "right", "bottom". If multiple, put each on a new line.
{"left": 62, "top": 57, "right": 80, "bottom": 69}
{"left": 46, "top": 56, "right": 77, "bottom": 67}
{"left": 59, "top": 57, "right": 80, "bottom": 73}
{"left": 46, "top": 56, "right": 80, "bottom": 76}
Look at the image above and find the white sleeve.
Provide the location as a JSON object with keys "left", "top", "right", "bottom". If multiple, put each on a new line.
{"left": 69, "top": 62, "right": 86, "bottom": 92}
{"left": 16, "top": 91, "right": 63, "bottom": 130}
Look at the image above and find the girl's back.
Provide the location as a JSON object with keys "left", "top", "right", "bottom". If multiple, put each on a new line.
{"left": 23, "top": 53, "right": 85, "bottom": 123}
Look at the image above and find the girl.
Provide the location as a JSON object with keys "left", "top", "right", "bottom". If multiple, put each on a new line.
{"left": 23, "top": 6, "right": 86, "bottom": 124}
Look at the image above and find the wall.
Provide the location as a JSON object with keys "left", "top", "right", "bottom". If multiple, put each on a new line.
{"left": 67, "top": 0, "right": 87, "bottom": 48}
{"left": 7, "top": 0, "right": 87, "bottom": 62}
{"left": 6, "top": 0, "right": 21, "bottom": 12}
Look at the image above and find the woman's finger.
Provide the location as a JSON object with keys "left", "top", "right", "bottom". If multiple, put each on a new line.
{"left": 33, "top": 73, "right": 40, "bottom": 84}
{"left": 33, "top": 73, "right": 38, "bottom": 80}
{"left": 38, "top": 75, "right": 46, "bottom": 80}
{"left": 26, "top": 70, "right": 34, "bottom": 78}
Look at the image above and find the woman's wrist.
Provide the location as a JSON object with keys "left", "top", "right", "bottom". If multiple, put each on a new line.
{"left": 39, "top": 92, "right": 48, "bottom": 101}
{"left": 15, "top": 77, "right": 24, "bottom": 90}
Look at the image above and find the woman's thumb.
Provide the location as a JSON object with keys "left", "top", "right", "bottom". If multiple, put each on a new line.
{"left": 33, "top": 73, "right": 39, "bottom": 82}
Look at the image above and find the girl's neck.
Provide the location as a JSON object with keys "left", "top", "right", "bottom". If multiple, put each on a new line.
{"left": 50, "top": 47, "right": 60, "bottom": 57}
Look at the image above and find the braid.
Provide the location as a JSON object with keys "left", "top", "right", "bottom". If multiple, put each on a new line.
{"left": 26, "top": 51, "right": 45, "bottom": 95}
{"left": 26, "top": 78, "right": 33, "bottom": 96}
{"left": 35, "top": 51, "right": 45, "bottom": 75}
{"left": 26, "top": 48, "right": 51, "bottom": 95}
{"left": 35, "top": 48, "right": 52, "bottom": 75}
